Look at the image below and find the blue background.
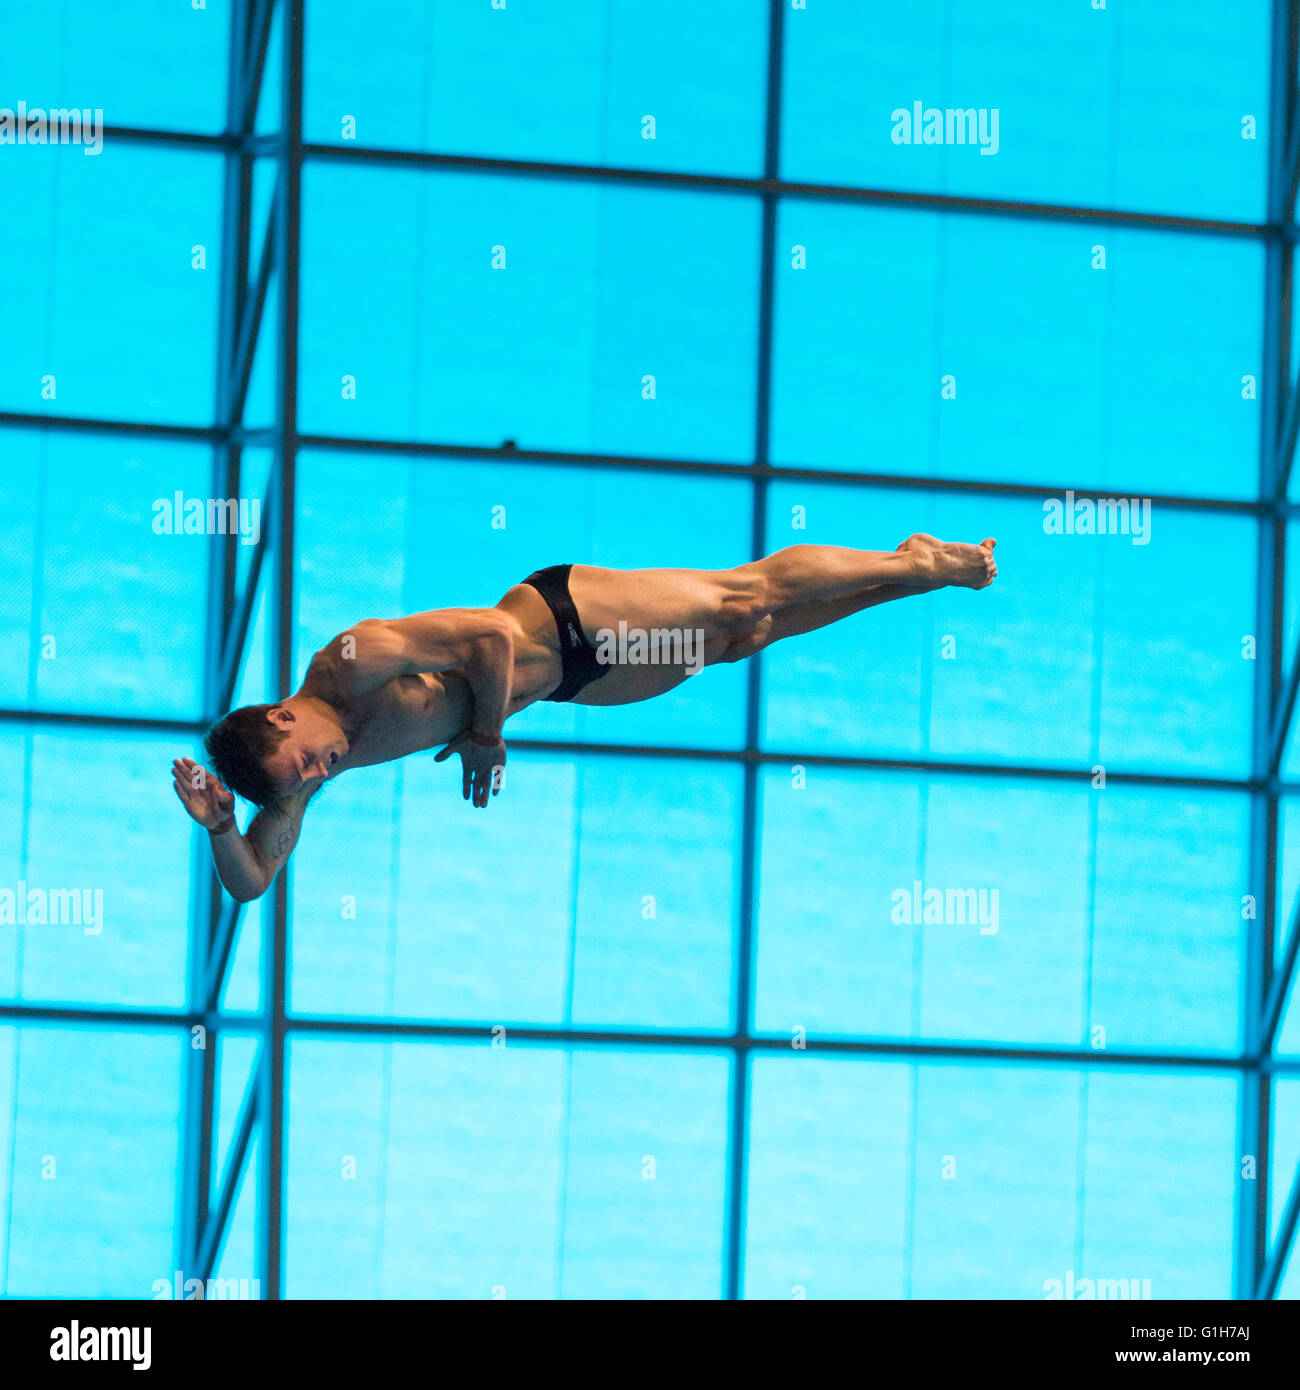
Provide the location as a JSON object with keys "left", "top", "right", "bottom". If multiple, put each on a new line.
{"left": 0, "top": 0, "right": 1297, "bottom": 1300}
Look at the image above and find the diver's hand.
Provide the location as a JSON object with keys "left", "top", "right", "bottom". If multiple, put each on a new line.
{"left": 172, "top": 757, "right": 236, "bottom": 830}
{"left": 435, "top": 731, "right": 506, "bottom": 808}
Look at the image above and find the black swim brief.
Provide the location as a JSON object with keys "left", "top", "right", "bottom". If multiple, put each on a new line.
{"left": 521, "top": 563, "right": 611, "bottom": 703}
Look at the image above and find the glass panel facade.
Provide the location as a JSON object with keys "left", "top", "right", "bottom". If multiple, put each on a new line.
{"left": 2, "top": 0, "right": 1295, "bottom": 1303}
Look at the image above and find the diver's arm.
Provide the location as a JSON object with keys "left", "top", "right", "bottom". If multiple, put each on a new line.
{"left": 172, "top": 757, "right": 310, "bottom": 901}
{"left": 236, "top": 795, "right": 312, "bottom": 899}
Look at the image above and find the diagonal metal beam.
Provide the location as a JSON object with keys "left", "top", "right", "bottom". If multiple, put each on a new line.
{"left": 1261, "top": 889, "right": 1300, "bottom": 1053}
{"left": 1287, "top": 99, "right": 1300, "bottom": 228}
{"left": 241, "top": 0, "right": 276, "bottom": 132}
{"left": 214, "top": 485, "right": 275, "bottom": 717}
{"left": 1278, "top": 385, "right": 1300, "bottom": 498}
{"left": 1257, "top": 1149, "right": 1300, "bottom": 1298}
{"left": 195, "top": 1063, "right": 260, "bottom": 1283}
{"left": 1270, "top": 630, "right": 1300, "bottom": 778}
{"left": 206, "top": 892, "right": 249, "bottom": 1013}
{"left": 229, "top": 204, "right": 278, "bottom": 426}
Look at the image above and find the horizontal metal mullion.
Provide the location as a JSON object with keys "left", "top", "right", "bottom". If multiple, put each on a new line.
{"left": 505, "top": 736, "right": 1257, "bottom": 792}
{"left": 0, "top": 706, "right": 204, "bottom": 735}
{"left": 295, "top": 433, "right": 1265, "bottom": 515}
{"left": 285, "top": 1013, "right": 1249, "bottom": 1069}
{"left": 102, "top": 124, "right": 231, "bottom": 151}
{"left": 0, "top": 1002, "right": 264, "bottom": 1035}
{"left": 301, "top": 142, "right": 1274, "bottom": 238}
{"left": 46, "top": 123, "right": 1286, "bottom": 243}
{"left": 1, "top": 999, "right": 1295, "bottom": 1073}
{"left": 0, "top": 415, "right": 1280, "bottom": 518}
{"left": 0, "top": 411, "right": 221, "bottom": 443}
{"left": 0, "top": 1002, "right": 200, "bottom": 1028}
{"left": 0, "top": 707, "right": 1257, "bottom": 790}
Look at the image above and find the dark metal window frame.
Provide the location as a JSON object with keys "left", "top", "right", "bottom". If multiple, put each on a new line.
{"left": 3, "top": 0, "right": 1299, "bottom": 1300}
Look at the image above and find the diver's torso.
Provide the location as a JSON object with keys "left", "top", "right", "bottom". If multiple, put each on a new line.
{"left": 307, "top": 591, "right": 565, "bottom": 776}
{"left": 331, "top": 670, "right": 474, "bottom": 771}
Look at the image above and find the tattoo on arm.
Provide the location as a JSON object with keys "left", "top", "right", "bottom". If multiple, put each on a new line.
{"left": 271, "top": 826, "right": 294, "bottom": 859}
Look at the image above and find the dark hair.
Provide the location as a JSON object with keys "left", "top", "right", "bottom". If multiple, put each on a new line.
{"left": 203, "top": 704, "right": 290, "bottom": 813}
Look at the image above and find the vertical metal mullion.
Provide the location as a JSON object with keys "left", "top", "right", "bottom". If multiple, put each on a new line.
{"left": 725, "top": 0, "right": 784, "bottom": 1304}
{"left": 1258, "top": 0, "right": 1300, "bottom": 1300}
{"left": 259, "top": 0, "right": 303, "bottom": 1302}
{"left": 181, "top": 0, "right": 253, "bottom": 1283}
{"left": 1240, "top": 0, "right": 1296, "bottom": 1301}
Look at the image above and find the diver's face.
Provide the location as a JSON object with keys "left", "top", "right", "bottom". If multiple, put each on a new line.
{"left": 264, "top": 705, "right": 347, "bottom": 797}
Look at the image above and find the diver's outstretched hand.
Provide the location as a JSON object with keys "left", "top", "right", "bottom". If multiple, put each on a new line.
{"left": 172, "top": 756, "right": 235, "bottom": 829}
{"left": 435, "top": 732, "right": 506, "bottom": 809}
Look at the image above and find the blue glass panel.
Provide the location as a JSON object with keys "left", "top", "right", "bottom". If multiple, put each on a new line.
{"left": 298, "top": 167, "right": 760, "bottom": 461}
{"left": 290, "top": 750, "right": 740, "bottom": 1031}
{"left": 1, "top": 725, "right": 192, "bottom": 1011}
{"left": 560, "top": 1047, "right": 731, "bottom": 1298}
{"left": 780, "top": 0, "right": 1268, "bottom": 221}
{"left": 284, "top": 1038, "right": 728, "bottom": 1298}
{"left": 0, "top": 145, "right": 222, "bottom": 424}
{"left": 747, "top": 1058, "right": 1234, "bottom": 1299}
{"left": 304, "top": 0, "right": 765, "bottom": 176}
{"left": 771, "top": 201, "right": 1262, "bottom": 500}
{"left": 0, "top": 430, "right": 210, "bottom": 719}
{"left": 744, "top": 1055, "right": 913, "bottom": 1298}
{"left": 0, "top": 1024, "right": 183, "bottom": 1297}
{"left": 1091, "top": 789, "right": 1247, "bottom": 1055}
{"left": 0, "top": 0, "right": 231, "bottom": 133}
{"left": 757, "top": 765, "right": 1245, "bottom": 1054}
{"left": 910, "top": 1064, "right": 1080, "bottom": 1297}
{"left": 1080, "top": 1070, "right": 1237, "bottom": 1299}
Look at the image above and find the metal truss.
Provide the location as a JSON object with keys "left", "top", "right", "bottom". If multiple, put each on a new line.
{"left": 5, "top": 0, "right": 1300, "bottom": 1300}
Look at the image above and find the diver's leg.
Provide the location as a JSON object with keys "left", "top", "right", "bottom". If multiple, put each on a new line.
{"left": 569, "top": 581, "right": 925, "bottom": 706}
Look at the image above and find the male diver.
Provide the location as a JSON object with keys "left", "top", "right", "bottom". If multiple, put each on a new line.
{"left": 172, "top": 534, "right": 997, "bottom": 901}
